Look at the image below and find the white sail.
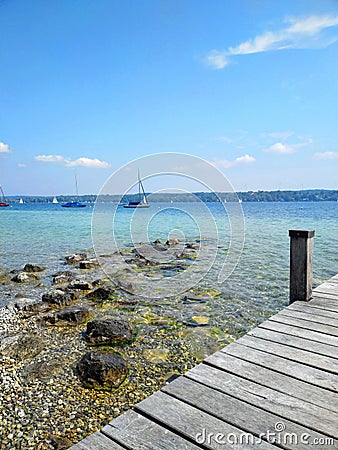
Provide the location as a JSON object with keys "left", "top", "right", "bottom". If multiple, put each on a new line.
{"left": 19, "top": 198, "right": 24, "bottom": 204}
{"left": 52, "top": 196, "right": 58, "bottom": 204}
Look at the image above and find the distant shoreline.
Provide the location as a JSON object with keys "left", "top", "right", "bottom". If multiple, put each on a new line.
{"left": 5, "top": 189, "right": 338, "bottom": 203}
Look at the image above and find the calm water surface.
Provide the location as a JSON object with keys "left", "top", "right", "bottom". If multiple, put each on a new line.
{"left": 0, "top": 201, "right": 337, "bottom": 330}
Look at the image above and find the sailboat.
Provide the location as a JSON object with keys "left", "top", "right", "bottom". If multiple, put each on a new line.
{"left": 61, "top": 172, "right": 86, "bottom": 208}
{"left": 19, "top": 198, "right": 24, "bottom": 204}
{"left": 0, "top": 186, "right": 10, "bottom": 207}
{"left": 123, "top": 171, "right": 150, "bottom": 208}
{"left": 52, "top": 196, "right": 58, "bottom": 204}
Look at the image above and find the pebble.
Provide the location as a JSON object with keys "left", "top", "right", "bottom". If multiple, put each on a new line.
{"left": 0, "top": 245, "right": 253, "bottom": 450}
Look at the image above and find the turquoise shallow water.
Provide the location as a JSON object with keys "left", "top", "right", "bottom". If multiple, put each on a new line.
{"left": 0, "top": 201, "right": 337, "bottom": 324}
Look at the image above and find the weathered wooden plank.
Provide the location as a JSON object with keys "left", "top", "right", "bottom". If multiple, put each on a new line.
{"left": 259, "top": 319, "right": 338, "bottom": 346}
{"left": 269, "top": 313, "right": 338, "bottom": 337}
{"left": 185, "top": 363, "right": 338, "bottom": 438}
{"left": 221, "top": 343, "right": 338, "bottom": 391}
{"left": 287, "top": 301, "right": 338, "bottom": 319}
{"left": 312, "top": 291, "right": 338, "bottom": 300}
{"left": 102, "top": 409, "right": 200, "bottom": 449}
{"left": 162, "top": 375, "right": 337, "bottom": 447}
{"left": 312, "top": 287, "right": 338, "bottom": 298}
{"left": 205, "top": 351, "right": 338, "bottom": 412}
{"left": 235, "top": 335, "right": 338, "bottom": 374}
{"left": 281, "top": 307, "right": 338, "bottom": 326}
{"left": 313, "top": 288, "right": 338, "bottom": 298}
{"left": 309, "top": 295, "right": 338, "bottom": 311}
{"left": 135, "top": 391, "right": 277, "bottom": 449}
{"left": 314, "top": 282, "right": 338, "bottom": 292}
{"left": 68, "top": 432, "right": 125, "bottom": 450}
{"left": 247, "top": 327, "right": 338, "bottom": 358}
{"left": 329, "top": 275, "right": 338, "bottom": 283}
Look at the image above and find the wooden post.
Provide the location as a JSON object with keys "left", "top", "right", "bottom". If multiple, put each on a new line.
{"left": 289, "top": 230, "right": 315, "bottom": 304}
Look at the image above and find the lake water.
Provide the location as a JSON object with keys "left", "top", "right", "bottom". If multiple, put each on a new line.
{"left": 0, "top": 201, "right": 337, "bottom": 332}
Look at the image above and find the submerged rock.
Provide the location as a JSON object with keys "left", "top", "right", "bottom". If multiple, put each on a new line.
{"left": 143, "top": 348, "right": 169, "bottom": 363}
{"left": 11, "top": 272, "right": 40, "bottom": 283}
{"left": 23, "top": 263, "right": 46, "bottom": 273}
{"left": 186, "top": 242, "right": 199, "bottom": 250}
{"left": 77, "top": 351, "right": 128, "bottom": 390}
{"left": 65, "top": 253, "right": 87, "bottom": 265}
{"left": 42, "top": 306, "right": 91, "bottom": 326}
{"left": 115, "top": 277, "right": 140, "bottom": 294}
{"left": 0, "top": 270, "right": 11, "bottom": 284}
{"left": 166, "top": 238, "right": 180, "bottom": 246}
{"left": 6, "top": 297, "right": 44, "bottom": 314}
{"left": 0, "top": 332, "right": 47, "bottom": 359}
{"left": 42, "top": 289, "right": 77, "bottom": 307}
{"left": 68, "top": 279, "right": 93, "bottom": 290}
{"left": 23, "top": 358, "right": 65, "bottom": 382}
{"left": 79, "top": 259, "right": 100, "bottom": 269}
{"left": 53, "top": 271, "right": 74, "bottom": 285}
{"left": 85, "top": 318, "right": 133, "bottom": 346}
{"left": 86, "top": 286, "right": 115, "bottom": 301}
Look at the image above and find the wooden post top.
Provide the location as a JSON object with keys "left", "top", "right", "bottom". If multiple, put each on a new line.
{"left": 289, "top": 230, "right": 315, "bottom": 238}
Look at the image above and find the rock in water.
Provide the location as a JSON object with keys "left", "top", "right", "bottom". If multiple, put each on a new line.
{"left": 42, "top": 306, "right": 91, "bottom": 326}
{"left": 79, "top": 259, "right": 100, "bottom": 269}
{"left": 86, "top": 286, "right": 115, "bottom": 301}
{"left": 68, "top": 279, "right": 93, "bottom": 290}
{"left": 65, "top": 253, "right": 88, "bottom": 265}
{"left": 0, "top": 333, "right": 47, "bottom": 359}
{"left": 52, "top": 271, "right": 74, "bottom": 284}
{"left": 42, "top": 289, "right": 76, "bottom": 307}
{"left": 11, "top": 272, "right": 40, "bottom": 283}
{"left": 77, "top": 351, "right": 127, "bottom": 389}
{"left": 85, "top": 318, "right": 133, "bottom": 345}
{"left": 0, "top": 270, "right": 11, "bottom": 284}
{"left": 166, "top": 237, "right": 180, "bottom": 246}
{"left": 6, "top": 298, "right": 43, "bottom": 314}
{"left": 23, "top": 263, "right": 46, "bottom": 273}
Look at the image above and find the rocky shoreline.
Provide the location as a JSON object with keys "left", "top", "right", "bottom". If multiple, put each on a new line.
{"left": 0, "top": 240, "right": 235, "bottom": 449}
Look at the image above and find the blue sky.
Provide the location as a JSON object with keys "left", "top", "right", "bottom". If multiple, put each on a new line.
{"left": 1, "top": 0, "right": 338, "bottom": 196}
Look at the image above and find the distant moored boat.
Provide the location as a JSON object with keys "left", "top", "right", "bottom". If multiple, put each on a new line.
{"left": 123, "top": 170, "right": 150, "bottom": 208}
{"left": 0, "top": 186, "right": 10, "bottom": 207}
{"left": 61, "top": 172, "right": 86, "bottom": 208}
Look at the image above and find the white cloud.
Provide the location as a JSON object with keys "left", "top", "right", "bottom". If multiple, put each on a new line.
{"left": 35, "top": 154, "right": 64, "bottom": 163}
{"left": 204, "top": 50, "right": 229, "bottom": 69}
{"left": 267, "top": 131, "right": 294, "bottom": 140}
{"left": 235, "top": 154, "right": 256, "bottom": 164}
{"left": 0, "top": 142, "right": 11, "bottom": 153}
{"left": 313, "top": 151, "right": 338, "bottom": 160}
{"left": 216, "top": 136, "right": 233, "bottom": 143}
{"left": 204, "top": 14, "right": 338, "bottom": 69}
{"left": 265, "top": 142, "right": 295, "bottom": 154}
{"left": 211, "top": 154, "right": 256, "bottom": 168}
{"left": 287, "top": 15, "right": 338, "bottom": 35}
{"left": 65, "top": 157, "right": 110, "bottom": 168}
{"left": 34, "top": 154, "right": 110, "bottom": 168}
{"left": 264, "top": 137, "right": 312, "bottom": 154}
{"left": 17, "top": 163, "right": 27, "bottom": 168}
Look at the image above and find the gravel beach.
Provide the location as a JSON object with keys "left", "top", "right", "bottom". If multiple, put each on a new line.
{"left": 0, "top": 244, "right": 233, "bottom": 449}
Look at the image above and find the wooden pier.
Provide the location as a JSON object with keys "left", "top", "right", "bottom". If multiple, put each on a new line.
{"left": 69, "top": 233, "right": 338, "bottom": 449}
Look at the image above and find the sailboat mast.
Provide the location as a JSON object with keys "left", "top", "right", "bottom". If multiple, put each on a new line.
{"left": 138, "top": 171, "right": 147, "bottom": 204}
{"left": 75, "top": 171, "right": 79, "bottom": 196}
{"left": 138, "top": 169, "right": 141, "bottom": 201}
{"left": 0, "top": 186, "right": 6, "bottom": 201}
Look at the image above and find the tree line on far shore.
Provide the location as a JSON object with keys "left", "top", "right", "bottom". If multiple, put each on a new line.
{"left": 8, "top": 189, "right": 338, "bottom": 203}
